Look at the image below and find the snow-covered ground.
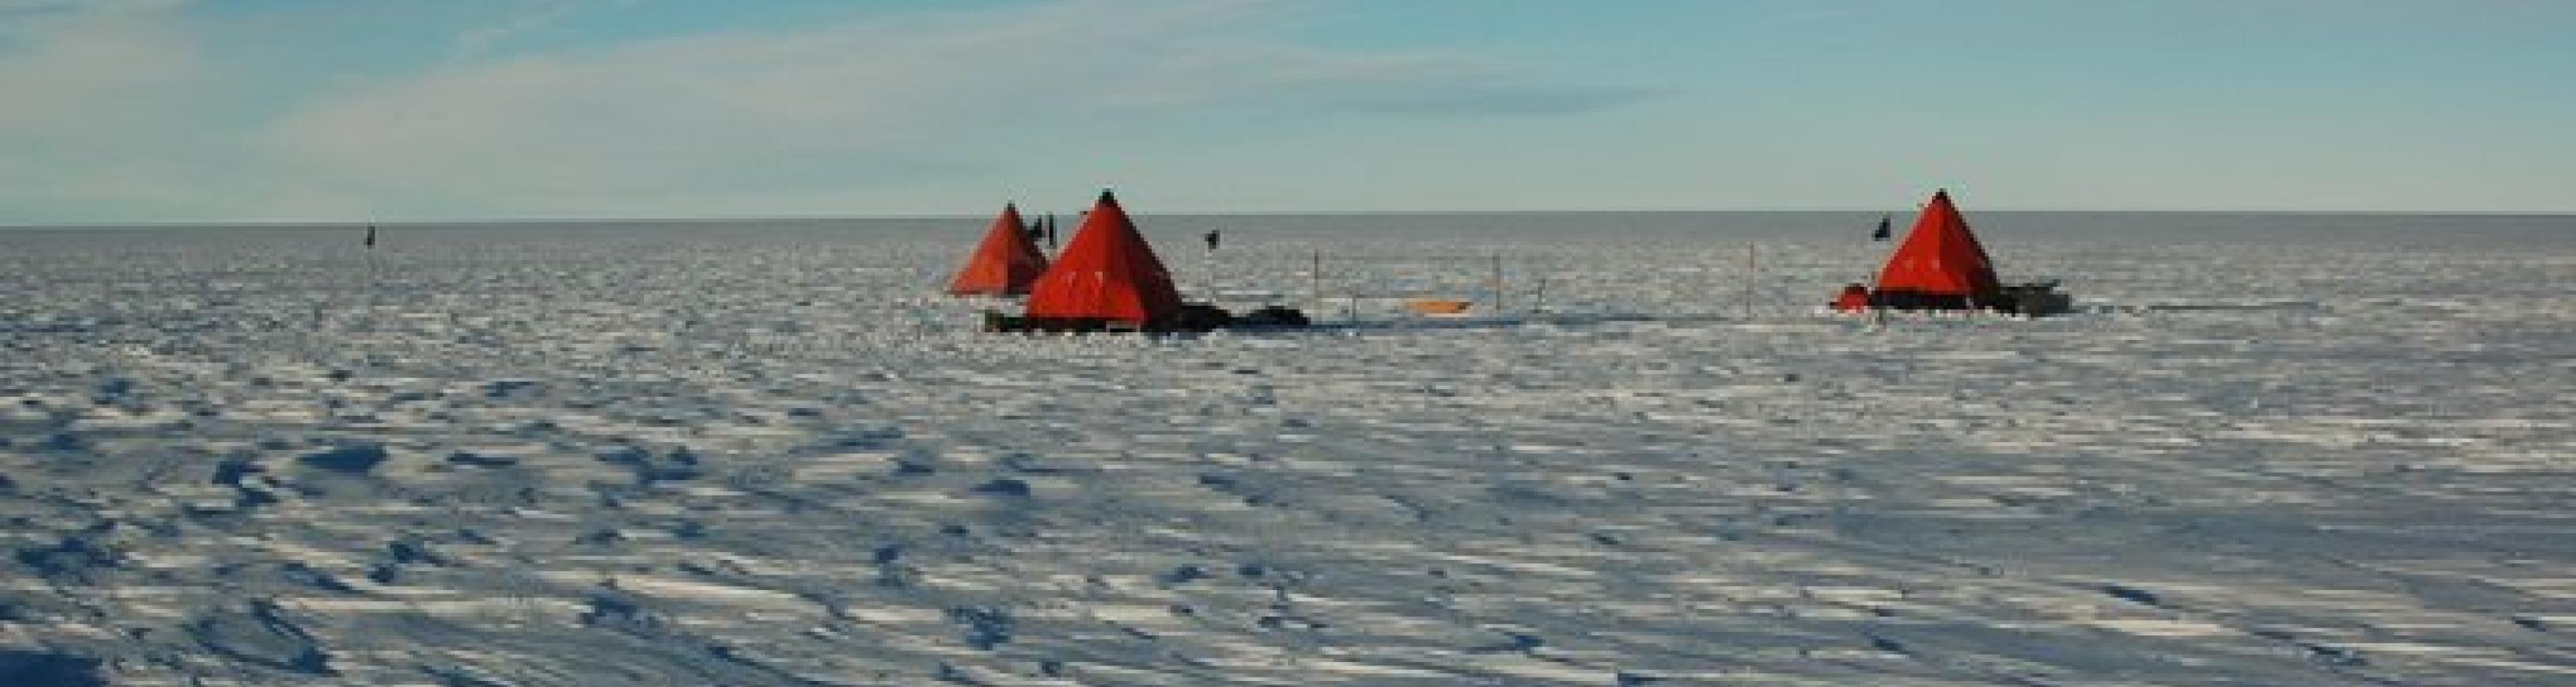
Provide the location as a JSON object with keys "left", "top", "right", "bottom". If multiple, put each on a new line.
{"left": 2, "top": 213, "right": 2572, "bottom": 685}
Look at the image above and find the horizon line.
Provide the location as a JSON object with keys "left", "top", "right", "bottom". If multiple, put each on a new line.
{"left": 9, "top": 207, "right": 2574, "bottom": 229}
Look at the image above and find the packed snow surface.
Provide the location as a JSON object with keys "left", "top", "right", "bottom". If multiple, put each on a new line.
{"left": 2, "top": 213, "right": 2573, "bottom": 685}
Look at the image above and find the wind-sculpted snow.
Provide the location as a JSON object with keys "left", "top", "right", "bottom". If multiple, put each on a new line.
{"left": 2, "top": 214, "right": 2573, "bottom": 685}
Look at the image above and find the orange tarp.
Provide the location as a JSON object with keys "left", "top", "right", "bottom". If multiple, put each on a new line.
{"left": 1406, "top": 299, "right": 1473, "bottom": 315}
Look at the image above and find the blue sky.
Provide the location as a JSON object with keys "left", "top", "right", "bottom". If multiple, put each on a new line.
{"left": 1, "top": 0, "right": 2569, "bottom": 222}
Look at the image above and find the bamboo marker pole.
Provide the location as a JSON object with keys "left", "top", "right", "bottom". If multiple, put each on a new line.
{"left": 1311, "top": 249, "right": 1323, "bottom": 306}
{"left": 1744, "top": 243, "right": 1757, "bottom": 319}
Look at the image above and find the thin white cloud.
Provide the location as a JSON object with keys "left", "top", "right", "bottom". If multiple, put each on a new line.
{"left": 0, "top": 0, "right": 1649, "bottom": 222}
{"left": 451, "top": 0, "right": 638, "bottom": 62}
{"left": 1757, "top": 5, "right": 1872, "bottom": 28}
{"left": 0, "top": 0, "right": 186, "bottom": 18}
{"left": 0, "top": 0, "right": 199, "bottom": 108}
{"left": 0, "top": 0, "right": 256, "bottom": 221}
{"left": 451, "top": 2, "right": 576, "bottom": 62}
{"left": 263, "top": 0, "right": 1646, "bottom": 219}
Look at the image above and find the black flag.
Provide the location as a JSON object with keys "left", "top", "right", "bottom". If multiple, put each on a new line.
{"left": 1871, "top": 215, "right": 1892, "bottom": 241}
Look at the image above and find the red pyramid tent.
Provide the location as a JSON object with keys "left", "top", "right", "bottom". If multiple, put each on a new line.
{"left": 1023, "top": 191, "right": 1182, "bottom": 325}
{"left": 1875, "top": 190, "right": 2000, "bottom": 299}
{"left": 947, "top": 204, "right": 1050, "bottom": 296}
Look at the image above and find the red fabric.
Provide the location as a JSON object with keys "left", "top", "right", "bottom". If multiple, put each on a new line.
{"left": 1024, "top": 192, "right": 1182, "bottom": 324}
{"left": 1875, "top": 190, "right": 1999, "bottom": 298}
{"left": 947, "top": 204, "right": 1050, "bottom": 295}
{"left": 1832, "top": 284, "right": 1871, "bottom": 311}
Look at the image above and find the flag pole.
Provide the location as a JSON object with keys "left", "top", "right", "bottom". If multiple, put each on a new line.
{"left": 1871, "top": 209, "right": 1908, "bottom": 325}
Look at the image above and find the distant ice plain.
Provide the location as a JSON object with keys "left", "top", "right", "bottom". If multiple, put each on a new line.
{"left": 2, "top": 212, "right": 2573, "bottom": 685}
